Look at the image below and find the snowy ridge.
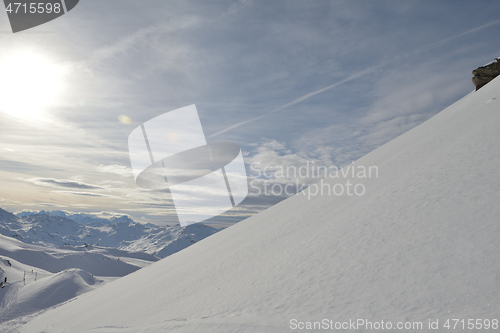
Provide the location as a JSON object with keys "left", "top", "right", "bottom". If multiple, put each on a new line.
{"left": 9, "top": 76, "right": 500, "bottom": 332}
{"left": 16, "top": 210, "right": 114, "bottom": 224}
{"left": 17, "top": 210, "right": 153, "bottom": 225}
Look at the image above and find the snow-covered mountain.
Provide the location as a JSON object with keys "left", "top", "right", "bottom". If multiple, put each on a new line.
{"left": 0, "top": 209, "right": 219, "bottom": 324}
{"left": 8, "top": 76, "right": 500, "bottom": 332}
{"left": 0, "top": 233, "right": 158, "bottom": 323}
{"left": 0, "top": 209, "right": 218, "bottom": 258}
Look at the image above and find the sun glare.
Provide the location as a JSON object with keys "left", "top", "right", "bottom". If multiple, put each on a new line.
{"left": 0, "top": 52, "right": 66, "bottom": 121}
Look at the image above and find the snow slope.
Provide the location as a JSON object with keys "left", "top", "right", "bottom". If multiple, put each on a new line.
{"left": 9, "top": 78, "right": 500, "bottom": 332}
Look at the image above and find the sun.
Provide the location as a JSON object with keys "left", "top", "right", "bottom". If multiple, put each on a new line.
{"left": 0, "top": 52, "right": 66, "bottom": 121}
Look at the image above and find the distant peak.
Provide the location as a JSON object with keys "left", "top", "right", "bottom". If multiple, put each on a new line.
{"left": 109, "top": 215, "right": 135, "bottom": 224}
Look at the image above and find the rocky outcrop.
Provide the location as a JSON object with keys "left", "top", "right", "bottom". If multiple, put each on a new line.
{"left": 472, "top": 57, "right": 500, "bottom": 91}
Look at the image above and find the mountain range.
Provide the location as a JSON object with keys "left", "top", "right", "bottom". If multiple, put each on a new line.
{"left": 0, "top": 208, "right": 218, "bottom": 258}
{"left": 0, "top": 208, "right": 220, "bottom": 324}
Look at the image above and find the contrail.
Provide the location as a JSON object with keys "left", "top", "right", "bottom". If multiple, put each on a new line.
{"left": 209, "top": 19, "right": 500, "bottom": 139}
{"left": 426, "top": 19, "right": 500, "bottom": 49}
{"left": 209, "top": 65, "right": 382, "bottom": 138}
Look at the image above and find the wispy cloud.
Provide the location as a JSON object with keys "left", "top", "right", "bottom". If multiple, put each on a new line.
{"left": 0, "top": 159, "right": 63, "bottom": 173}
{"left": 0, "top": 197, "right": 22, "bottom": 204}
{"left": 53, "top": 191, "right": 111, "bottom": 197}
{"left": 97, "top": 165, "right": 132, "bottom": 177}
{"left": 23, "top": 178, "right": 104, "bottom": 190}
{"left": 86, "top": 16, "right": 203, "bottom": 68}
{"left": 30, "top": 203, "right": 69, "bottom": 208}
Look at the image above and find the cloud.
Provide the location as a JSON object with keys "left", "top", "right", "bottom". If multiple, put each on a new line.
{"left": 240, "top": 139, "right": 333, "bottom": 215}
{"left": 30, "top": 203, "right": 69, "bottom": 207}
{"left": 86, "top": 16, "right": 203, "bottom": 68}
{"left": 289, "top": 44, "right": 482, "bottom": 168}
{"left": 356, "top": 53, "right": 474, "bottom": 146}
{"left": 0, "top": 160, "right": 63, "bottom": 174}
{"left": 24, "top": 178, "right": 104, "bottom": 190}
{"left": 97, "top": 165, "right": 133, "bottom": 177}
{"left": 53, "top": 191, "right": 110, "bottom": 197}
{"left": 92, "top": 211, "right": 127, "bottom": 218}
{"left": 246, "top": 139, "right": 311, "bottom": 177}
{"left": 0, "top": 197, "right": 22, "bottom": 204}
{"left": 245, "top": 139, "right": 341, "bottom": 181}
{"left": 226, "top": 0, "right": 253, "bottom": 16}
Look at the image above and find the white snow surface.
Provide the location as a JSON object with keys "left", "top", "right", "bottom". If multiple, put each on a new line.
{"left": 6, "top": 78, "right": 500, "bottom": 332}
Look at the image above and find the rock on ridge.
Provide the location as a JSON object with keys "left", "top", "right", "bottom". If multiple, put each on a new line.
{"left": 472, "top": 57, "right": 500, "bottom": 90}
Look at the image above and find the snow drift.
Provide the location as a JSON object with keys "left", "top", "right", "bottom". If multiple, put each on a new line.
{"left": 7, "top": 77, "right": 500, "bottom": 332}
{"left": 0, "top": 269, "right": 97, "bottom": 323}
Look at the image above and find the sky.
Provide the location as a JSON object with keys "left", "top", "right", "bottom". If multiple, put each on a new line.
{"left": 0, "top": 0, "right": 499, "bottom": 227}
